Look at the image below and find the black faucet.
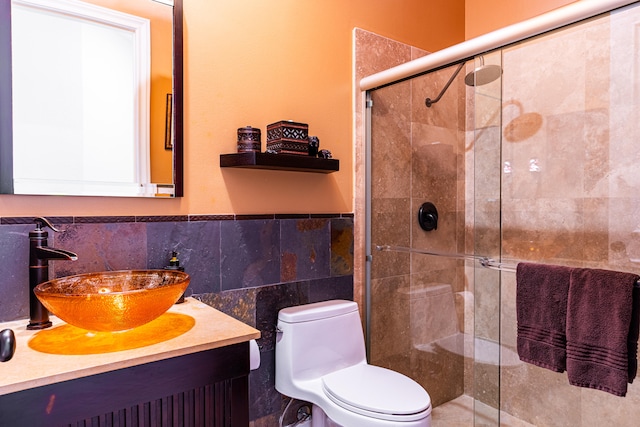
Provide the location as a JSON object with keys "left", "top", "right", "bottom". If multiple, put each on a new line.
{"left": 27, "top": 217, "right": 78, "bottom": 330}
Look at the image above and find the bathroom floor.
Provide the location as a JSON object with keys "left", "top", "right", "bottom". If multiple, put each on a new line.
{"left": 432, "top": 395, "right": 535, "bottom": 427}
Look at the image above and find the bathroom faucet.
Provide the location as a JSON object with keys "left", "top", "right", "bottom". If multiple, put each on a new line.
{"left": 28, "top": 217, "right": 78, "bottom": 330}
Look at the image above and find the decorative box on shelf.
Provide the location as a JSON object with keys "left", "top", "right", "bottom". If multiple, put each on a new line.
{"left": 237, "top": 126, "right": 261, "bottom": 152}
{"left": 266, "top": 121, "right": 309, "bottom": 155}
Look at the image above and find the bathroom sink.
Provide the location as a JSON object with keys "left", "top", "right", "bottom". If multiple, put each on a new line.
{"left": 34, "top": 270, "right": 190, "bottom": 332}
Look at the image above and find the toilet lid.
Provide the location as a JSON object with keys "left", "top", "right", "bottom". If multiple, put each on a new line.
{"left": 322, "top": 364, "right": 431, "bottom": 421}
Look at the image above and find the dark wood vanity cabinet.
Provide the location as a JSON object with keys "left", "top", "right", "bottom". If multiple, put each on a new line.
{"left": 0, "top": 342, "right": 250, "bottom": 427}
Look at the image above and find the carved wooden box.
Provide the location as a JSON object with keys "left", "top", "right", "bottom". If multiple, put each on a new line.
{"left": 266, "top": 120, "right": 309, "bottom": 155}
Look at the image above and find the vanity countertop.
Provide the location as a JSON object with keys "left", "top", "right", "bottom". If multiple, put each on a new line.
{"left": 0, "top": 298, "right": 260, "bottom": 396}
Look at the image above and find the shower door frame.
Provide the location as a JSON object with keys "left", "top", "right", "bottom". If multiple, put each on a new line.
{"left": 360, "top": 0, "right": 637, "bottom": 94}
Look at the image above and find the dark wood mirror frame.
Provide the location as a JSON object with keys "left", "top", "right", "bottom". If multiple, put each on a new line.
{"left": 173, "top": 0, "right": 183, "bottom": 197}
{"left": 0, "top": 0, "right": 184, "bottom": 198}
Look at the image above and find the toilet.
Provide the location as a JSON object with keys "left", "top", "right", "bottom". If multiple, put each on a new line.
{"left": 275, "top": 300, "right": 432, "bottom": 427}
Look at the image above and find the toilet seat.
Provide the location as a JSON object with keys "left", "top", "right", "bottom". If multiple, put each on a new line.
{"left": 321, "top": 364, "right": 431, "bottom": 422}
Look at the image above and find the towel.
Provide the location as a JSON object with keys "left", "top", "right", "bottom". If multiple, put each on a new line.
{"left": 516, "top": 262, "right": 572, "bottom": 372}
{"left": 566, "top": 268, "right": 640, "bottom": 397}
{"left": 628, "top": 285, "right": 640, "bottom": 381}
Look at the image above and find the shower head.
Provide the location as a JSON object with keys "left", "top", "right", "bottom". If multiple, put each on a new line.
{"left": 464, "top": 57, "right": 502, "bottom": 87}
{"left": 425, "top": 56, "right": 502, "bottom": 108}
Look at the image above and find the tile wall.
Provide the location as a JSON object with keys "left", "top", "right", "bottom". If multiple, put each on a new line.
{"left": 0, "top": 214, "right": 354, "bottom": 424}
{"left": 358, "top": 3, "right": 640, "bottom": 425}
{"left": 355, "top": 28, "right": 468, "bottom": 407}
{"left": 492, "top": 7, "right": 640, "bottom": 425}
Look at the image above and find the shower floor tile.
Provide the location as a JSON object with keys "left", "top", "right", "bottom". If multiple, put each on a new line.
{"left": 432, "top": 395, "right": 535, "bottom": 427}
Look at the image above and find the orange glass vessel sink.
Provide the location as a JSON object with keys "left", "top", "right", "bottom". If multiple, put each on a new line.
{"left": 34, "top": 270, "right": 190, "bottom": 332}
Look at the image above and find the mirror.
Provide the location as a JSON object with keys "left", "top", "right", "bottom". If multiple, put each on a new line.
{"left": 0, "top": 0, "right": 183, "bottom": 197}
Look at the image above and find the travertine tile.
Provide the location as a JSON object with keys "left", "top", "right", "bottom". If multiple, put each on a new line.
{"left": 432, "top": 395, "right": 535, "bottom": 427}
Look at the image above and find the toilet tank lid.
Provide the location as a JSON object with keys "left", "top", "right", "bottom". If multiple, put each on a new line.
{"left": 278, "top": 300, "right": 358, "bottom": 323}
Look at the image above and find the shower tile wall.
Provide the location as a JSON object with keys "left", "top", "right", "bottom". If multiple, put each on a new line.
{"left": 363, "top": 3, "right": 640, "bottom": 424}
{"left": 468, "top": 6, "right": 640, "bottom": 425}
{"left": 360, "top": 28, "right": 468, "bottom": 406}
{"left": 0, "top": 214, "right": 354, "bottom": 426}
{"left": 353, "top": 28, "right": 422, "bottom": 313}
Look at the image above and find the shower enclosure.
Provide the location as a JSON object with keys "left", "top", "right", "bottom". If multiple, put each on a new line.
{"left": 362, "top": 1, "right": 640, "bottom": 425}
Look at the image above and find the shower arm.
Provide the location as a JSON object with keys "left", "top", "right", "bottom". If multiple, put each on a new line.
{"left": 425, "top": 62, "right": 465, "bottom": 108}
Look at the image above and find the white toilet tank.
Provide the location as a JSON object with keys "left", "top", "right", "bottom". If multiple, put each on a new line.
{"left": 276, "top": 300, "right": 367, "bottom": 395}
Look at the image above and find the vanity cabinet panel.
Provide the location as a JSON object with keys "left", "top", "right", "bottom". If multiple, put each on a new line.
{"left": 0, "top": 343, "right": 250, "bottom": 427}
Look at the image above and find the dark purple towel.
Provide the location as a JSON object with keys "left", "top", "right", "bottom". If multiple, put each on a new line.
{"left": 628, "top": 286, "right": 640, "bottom": 382}
{"left": 516, "top": 262, "right": 572, "bottom": 372}
{"left": 566, "top": 268, "right": 640, "bottom": 397}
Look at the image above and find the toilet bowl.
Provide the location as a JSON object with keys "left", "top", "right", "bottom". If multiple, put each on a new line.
{"left": 275, "top": 300, "right": 432, "bottom": 427}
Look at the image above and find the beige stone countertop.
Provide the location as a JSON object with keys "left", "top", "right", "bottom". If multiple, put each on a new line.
{"left": 0, "top": 298, "right": 260, "bottom": 395}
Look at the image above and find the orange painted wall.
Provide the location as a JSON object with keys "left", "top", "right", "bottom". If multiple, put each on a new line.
{"left": 0, "top": 0, "right": 579, "bottom": 217}
{"left": 183, "top": 0, "right": 465, "bottom": 215}
{"left": 0, "top": 0, "right": 463, "bottom": 216}
{"left": 465, "top": 0, "right": 578, "bottom": 39}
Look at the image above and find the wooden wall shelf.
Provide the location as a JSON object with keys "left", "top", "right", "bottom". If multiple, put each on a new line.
{"left": 220, "top": 152, "right": 339, "bottom": 173}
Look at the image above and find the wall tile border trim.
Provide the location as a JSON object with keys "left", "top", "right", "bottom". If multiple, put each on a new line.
{"left": 0, "top": 213, "right": 354, "bottom": 225}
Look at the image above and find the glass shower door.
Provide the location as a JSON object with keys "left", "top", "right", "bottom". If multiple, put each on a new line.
{"left": 468, "top": 51, "right": 504, "bottom": 425}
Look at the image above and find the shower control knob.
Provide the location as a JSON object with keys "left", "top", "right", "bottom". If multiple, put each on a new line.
{"left": 418, "top": 202, "right": 439, "bottom": 231}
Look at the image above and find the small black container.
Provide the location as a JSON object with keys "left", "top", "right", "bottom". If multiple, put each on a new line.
{"left": 308, "top": 136, "right": 320, "bottom": 157}
{"left": 165, "top": 251, "right": 186, "bottom": 303}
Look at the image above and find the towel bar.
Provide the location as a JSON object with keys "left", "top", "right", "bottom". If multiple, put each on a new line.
{"left": 375, "top": 245, "right": 640, "bottom": 288}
